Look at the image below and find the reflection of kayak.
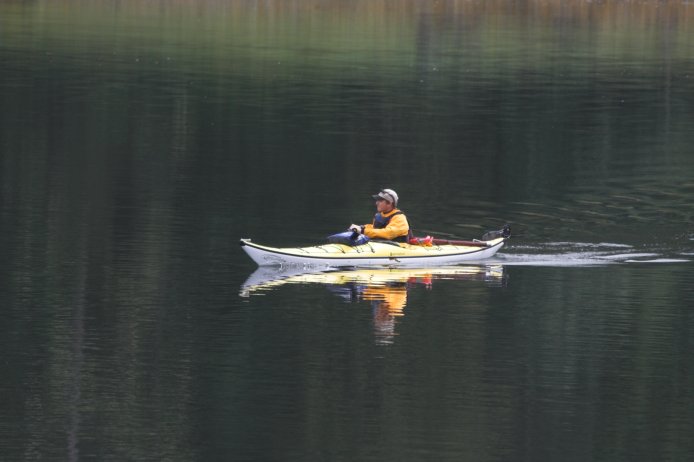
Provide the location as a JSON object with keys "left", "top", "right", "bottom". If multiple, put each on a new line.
{"left": 239, "top": 265, "right": 505, "bottom": 297}
{"left": 240, "top": 264, "right": 506, "bottom": 345}
{"left": 240, "top": 235, "right": 507, "bottom": 267}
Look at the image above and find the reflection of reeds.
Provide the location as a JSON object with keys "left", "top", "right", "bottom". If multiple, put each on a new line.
{"left": 12, "top": 0, "right": 693, "bottom": 22}
{"left": 3, "top": 0, "right": 693, "bottom": 63}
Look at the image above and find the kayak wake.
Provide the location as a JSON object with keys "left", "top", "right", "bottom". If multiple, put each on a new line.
{"left": 496, "top": 241, "right": 691, "bottom": 266}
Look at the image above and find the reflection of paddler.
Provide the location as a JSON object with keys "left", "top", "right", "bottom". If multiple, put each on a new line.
{"left": 363, "top": 283, "right": 407, "bottom": 345}
{"left": 363, "top": 283, "right": 408, "bottom": 317}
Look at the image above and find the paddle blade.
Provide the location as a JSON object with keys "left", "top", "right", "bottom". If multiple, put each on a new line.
{"left": 482, "top": 224, "right": 511, "bottom": 241}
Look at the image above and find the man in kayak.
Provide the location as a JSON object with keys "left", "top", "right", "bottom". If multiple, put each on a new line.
{"left": 350, "top": 189, "right": 412, "bottom": 243}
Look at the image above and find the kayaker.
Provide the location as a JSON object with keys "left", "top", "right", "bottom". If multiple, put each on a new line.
{"left": 349, "top": 189, "right": 411, "bottom": 242}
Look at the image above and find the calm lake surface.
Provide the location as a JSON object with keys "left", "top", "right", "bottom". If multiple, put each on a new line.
{"left": 1, "top": 1, "right": 693, "bottom": 460}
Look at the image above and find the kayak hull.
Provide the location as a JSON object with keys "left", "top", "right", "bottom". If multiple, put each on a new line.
{"left": 240, "top": 237, "right": 506, "bottom": 267}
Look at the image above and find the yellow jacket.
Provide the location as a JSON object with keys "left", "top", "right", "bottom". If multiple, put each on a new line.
{"left": 363, "top": 209, "right": 410, "bottom": 241}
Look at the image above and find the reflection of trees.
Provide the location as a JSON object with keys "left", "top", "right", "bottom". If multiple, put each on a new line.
{"left": 503, "top": 268, "right": 694, "bottom": 461}
{"left": 4, "top": 0, "right": 693, "bottom": 201}
{"left": 1, "top": 168, "right": 197, "bottom": 460}
{"left": 5, "top": 0, "right": 693, "bottom": 242}
{"left": 1, "top": 79, "right": 198, "bottom": 458}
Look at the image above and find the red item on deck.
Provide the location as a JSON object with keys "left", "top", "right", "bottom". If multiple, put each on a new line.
{"left": 409, "top": 235, "right": 433, "bottom": 246}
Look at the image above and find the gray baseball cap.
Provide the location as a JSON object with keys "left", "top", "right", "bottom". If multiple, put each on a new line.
{"left": 372, "top": 189, "right": 398, "bottom": 206}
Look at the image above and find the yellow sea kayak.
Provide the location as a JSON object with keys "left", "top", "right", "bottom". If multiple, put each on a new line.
{"left": 240, "top": 233, "right": 508, "bottom": 267}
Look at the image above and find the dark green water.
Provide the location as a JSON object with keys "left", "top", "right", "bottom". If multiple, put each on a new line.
{"left": 1, "top": 1, "right": 693, "bottom": 460}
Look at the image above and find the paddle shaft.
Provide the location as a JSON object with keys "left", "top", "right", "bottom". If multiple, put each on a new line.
{"left": 430, "top": 238, "right": 488, "bottom": 247}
